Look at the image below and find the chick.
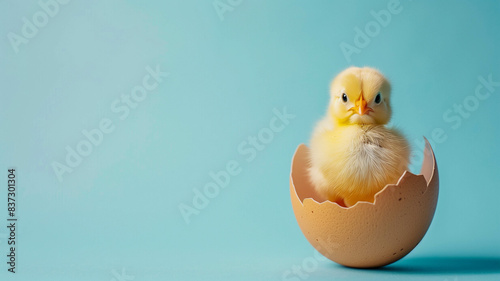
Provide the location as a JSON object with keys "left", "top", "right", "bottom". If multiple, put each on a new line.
{"left": 308, "top": 67, "right": 410, "bottom": 207}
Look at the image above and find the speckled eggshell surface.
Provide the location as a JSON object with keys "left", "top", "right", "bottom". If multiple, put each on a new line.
{"left": 290, "top": 138, "right": 439, "bottom": 268}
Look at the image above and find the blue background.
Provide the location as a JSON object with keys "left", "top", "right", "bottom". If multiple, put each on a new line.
{"left": 1, "top": 0, "right": 499, "bottom": 280}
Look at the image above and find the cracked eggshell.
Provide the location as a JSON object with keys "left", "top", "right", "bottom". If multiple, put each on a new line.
{"left": 290, "top": 138, "right": 439, "bottom": 268}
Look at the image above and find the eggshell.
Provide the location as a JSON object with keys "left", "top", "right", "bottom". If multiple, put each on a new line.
{"left": 290, "top": 138, "right": 439, "bottom": 268}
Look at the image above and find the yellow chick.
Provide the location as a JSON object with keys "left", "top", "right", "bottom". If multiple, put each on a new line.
{"left": 308, "top": 67, "right": 410, "bottom": 207}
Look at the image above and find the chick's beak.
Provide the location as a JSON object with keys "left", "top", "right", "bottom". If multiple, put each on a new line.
{"left": 353, "top": 94, "right": 372, "bottom": 115}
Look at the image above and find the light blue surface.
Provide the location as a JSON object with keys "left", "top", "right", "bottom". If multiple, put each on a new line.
{"left": 1, "top": 0, "right": 499, "bottom": 280}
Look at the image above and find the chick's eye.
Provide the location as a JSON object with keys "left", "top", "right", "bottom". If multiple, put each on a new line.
{"left": 374, "top": 92, "right": 382, "bottom": 104}
{"left": 342, "top": 93, "right": 348, "bottom": 103}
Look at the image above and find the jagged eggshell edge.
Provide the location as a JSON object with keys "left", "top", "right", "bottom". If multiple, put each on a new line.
{"left": 290, "top": 138, "right": 439, "bottom": 268}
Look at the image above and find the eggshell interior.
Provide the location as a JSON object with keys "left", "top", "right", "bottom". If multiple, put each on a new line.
{"left": 290, "top": 138, "right": 439, "bottom": 268}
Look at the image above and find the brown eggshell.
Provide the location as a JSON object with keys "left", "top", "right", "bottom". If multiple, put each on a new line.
{"left": 290, "top": 138, "right": 439, "bottom": 268}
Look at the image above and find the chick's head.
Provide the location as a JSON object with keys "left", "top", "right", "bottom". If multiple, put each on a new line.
{"left": 329, "top": 67, "right": 392, "bottom": 126}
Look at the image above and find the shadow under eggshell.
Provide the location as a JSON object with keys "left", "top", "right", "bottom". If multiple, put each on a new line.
{"left": 290, "top": 138, "right": 439, "bottom": 268}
